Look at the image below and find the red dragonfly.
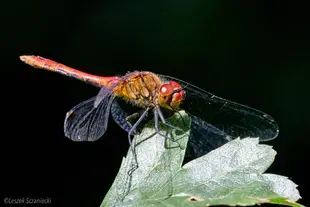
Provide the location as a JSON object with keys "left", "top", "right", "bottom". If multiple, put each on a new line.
{"left": 20, "top": 55, "right": 279, "bottom": 161}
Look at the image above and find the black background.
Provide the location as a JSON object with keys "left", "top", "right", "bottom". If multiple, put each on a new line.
{"left": 2, "top": 0, "right": 309, "bottom": 206}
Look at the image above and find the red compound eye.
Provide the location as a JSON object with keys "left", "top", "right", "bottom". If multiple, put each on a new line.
{"left": 160, "top": 83, "right": 173, "bottom": 96}
{"left": 170, "top": 81, "right": 182, "bottom": 90}
{"left": 173, "top": 90, "right": 185, "bottom": 102}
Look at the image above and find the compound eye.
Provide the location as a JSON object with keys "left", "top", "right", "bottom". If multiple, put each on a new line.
{"left": 170, "top": 81, "right": 182, "bottom": 90}
{"left": 173, "top": 90, "right": 185, "bottom": 102}
{"left": 160, "top": 83, "right": 173, "bottom": 96}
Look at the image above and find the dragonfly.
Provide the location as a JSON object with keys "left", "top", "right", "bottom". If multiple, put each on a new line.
{"left": 20, "top": 55, "right": 279, "bottom": 164}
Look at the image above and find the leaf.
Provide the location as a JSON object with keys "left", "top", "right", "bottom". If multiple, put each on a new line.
{"left": 101, "top": 111, "right": 303, "bottom": 207}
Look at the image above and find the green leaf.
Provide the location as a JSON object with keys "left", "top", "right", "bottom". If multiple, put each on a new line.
{"left": 101, "top": 111, "right": 303, "bottom": 207}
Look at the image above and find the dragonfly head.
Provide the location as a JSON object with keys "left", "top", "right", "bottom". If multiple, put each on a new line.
{"left": 158, "top": 81, "right": 185, "bottom": 111}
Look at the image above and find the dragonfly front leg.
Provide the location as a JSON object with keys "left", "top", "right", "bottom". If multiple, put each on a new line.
{"left": 156, "top": 107, "right": 186, "bottom": 134}
{"left": 154, "top": 107, "right": 181, "bottom": 145}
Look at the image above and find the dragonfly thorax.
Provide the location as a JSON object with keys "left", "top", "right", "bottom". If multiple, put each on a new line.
{"left": 112, "top": 72, "right": 163, "bottom": 108}
{"left": 112, "top": 71, "right": 185, "bottom": 110}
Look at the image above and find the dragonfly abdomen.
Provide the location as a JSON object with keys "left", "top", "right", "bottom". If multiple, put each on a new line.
{"left": 20, "top": 55, "right": 120, "bottom": 87}
{"left": 113, "top": 72, "right": 162, "bottom": 108}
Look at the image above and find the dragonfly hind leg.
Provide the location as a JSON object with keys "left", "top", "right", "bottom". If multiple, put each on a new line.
{"left": 127, "top": 108, "right": 150, "bottom": 176}
{"left": 125, "top": 112, "right": 145, "bottom": 135}
{"left": 110, "top": 101, "right": 144, "bottom": 135}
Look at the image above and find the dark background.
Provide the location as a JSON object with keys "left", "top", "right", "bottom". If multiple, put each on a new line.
{"left": 2, "top": 0, "right": 309, "bottom": 206}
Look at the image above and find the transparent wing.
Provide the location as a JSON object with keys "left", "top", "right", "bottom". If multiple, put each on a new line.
{"left": 110, "top": 98, "right": 234, "bottom": 161}
{"left": 64, "top": 92, "right": 114, "bottom": 142}
{"left": 158, "top": 74, "right": 279, "bottom": 141}
{"left": 184, "top": 115, "right": 233, "bottom": 162}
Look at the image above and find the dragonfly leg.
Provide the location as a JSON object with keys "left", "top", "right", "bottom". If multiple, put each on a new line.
{"left": 125, "top": 111, "right": 145, "bottom": 135}
{"left": 110, "top": 100, "right": 144, "bottom": 135}
{"left": 127, "top": 108, "right": 150, "bottom": 176}
{"left": 175, "top": 110, "right": 187, "bottom": 128}
{"left": 126, "top": 112, "right": 142, "bottom": 123}
{"left": 157, "top": 107, "right": 186, "bottom": 134}
{"left": 154, "top": 108, "right": 182, "bottom": 147}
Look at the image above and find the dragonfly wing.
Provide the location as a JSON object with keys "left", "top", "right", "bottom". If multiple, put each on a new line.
{"left": 110, "top": 100, "right": 132, "bottom": 133}
{"left": 64, "top": 94, "right": 114, "bottom": 142}
{"left": 185, "top": 115, "right": 233, "bottom": 162}
{"left": 94, "top": 87, "right": 110, "bottom": 108}
{"left": 158, "top": 74, "right": 279, "bottom": 141}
